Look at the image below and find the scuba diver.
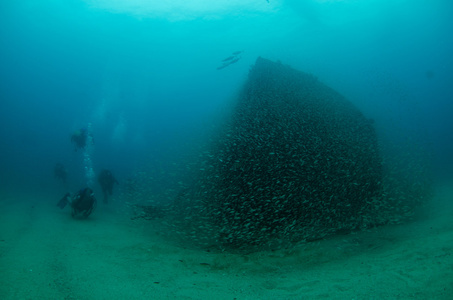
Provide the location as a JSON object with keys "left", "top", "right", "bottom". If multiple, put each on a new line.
{"left": 57, "top": 187, "right": 97, "bottom": 218}
{"left": 54, "top": 163, "right": 67, "bottom": 183}
{"left": 71, "top": 128, "right": 93, "bottom": 151}
{"left": 98, "top": 169, "right": 119, "bottom": 204}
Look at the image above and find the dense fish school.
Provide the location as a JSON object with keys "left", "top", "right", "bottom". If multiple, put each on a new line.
{"left": 162, "top": 57, "right": 427, "bottom": 251}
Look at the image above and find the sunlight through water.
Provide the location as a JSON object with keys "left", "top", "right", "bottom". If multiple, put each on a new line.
{"left": 83, "top": 0, "right": 277, "bottom": 20}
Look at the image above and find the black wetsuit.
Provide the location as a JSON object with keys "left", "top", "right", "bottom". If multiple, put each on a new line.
{"left": 71, "top": 129, "right": 88, "bottom": 151}
{"left": 54, "top": 163, "right": 67, "bottom": 183}
{"left": 98, "top": 170, "right": 118, "bottom": 204}
{"left": 71, "top": 188, "right": 96, "bottom": 217}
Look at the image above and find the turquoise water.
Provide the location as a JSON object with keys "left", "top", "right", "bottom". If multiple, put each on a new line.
{"left": 1, "top": 1, "right": 452, "bottom": 298}
{"left": 1, "top": 0, "right": 452, "bottom": 191}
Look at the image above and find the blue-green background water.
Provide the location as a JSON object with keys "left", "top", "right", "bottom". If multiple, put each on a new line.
{"left": 0, "top": 0, "right": 452, "bottom": 197}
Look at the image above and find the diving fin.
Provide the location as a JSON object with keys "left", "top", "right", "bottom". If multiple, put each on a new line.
{"left": 57, "top": 193, "right": 70, "bottom": 209}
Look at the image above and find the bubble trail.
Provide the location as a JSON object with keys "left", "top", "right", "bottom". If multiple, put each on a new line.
{"left": 83, "top": 123, "right": 95, "bottom": 188}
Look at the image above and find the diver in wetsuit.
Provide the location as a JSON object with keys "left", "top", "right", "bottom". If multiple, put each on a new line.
{"left": 57, "top": 187, "right": 97, "bottom": 218}
{"left": 71, "top": 128, "right": 93, "bottom": 151}
{"left": 54, "top": 163, "right": 67, "bottom": 183}
{"left": 98, "top": 169, "right": 119, "bottom": 204}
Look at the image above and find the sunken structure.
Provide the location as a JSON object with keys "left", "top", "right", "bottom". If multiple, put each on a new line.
{"left": 173, "top": 57, "right": 384, "bottom": 250}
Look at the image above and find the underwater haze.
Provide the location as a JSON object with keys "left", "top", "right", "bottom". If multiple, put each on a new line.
{"left": 1, "top": 0, "right": 453, "bottom": 299}
{"left": 1, "top": 0, "right": 452, "bottom": 194}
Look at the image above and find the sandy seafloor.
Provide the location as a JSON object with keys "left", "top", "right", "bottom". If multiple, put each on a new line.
{"left": 1, "top": 184, "right": 452, "bottom": 300}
